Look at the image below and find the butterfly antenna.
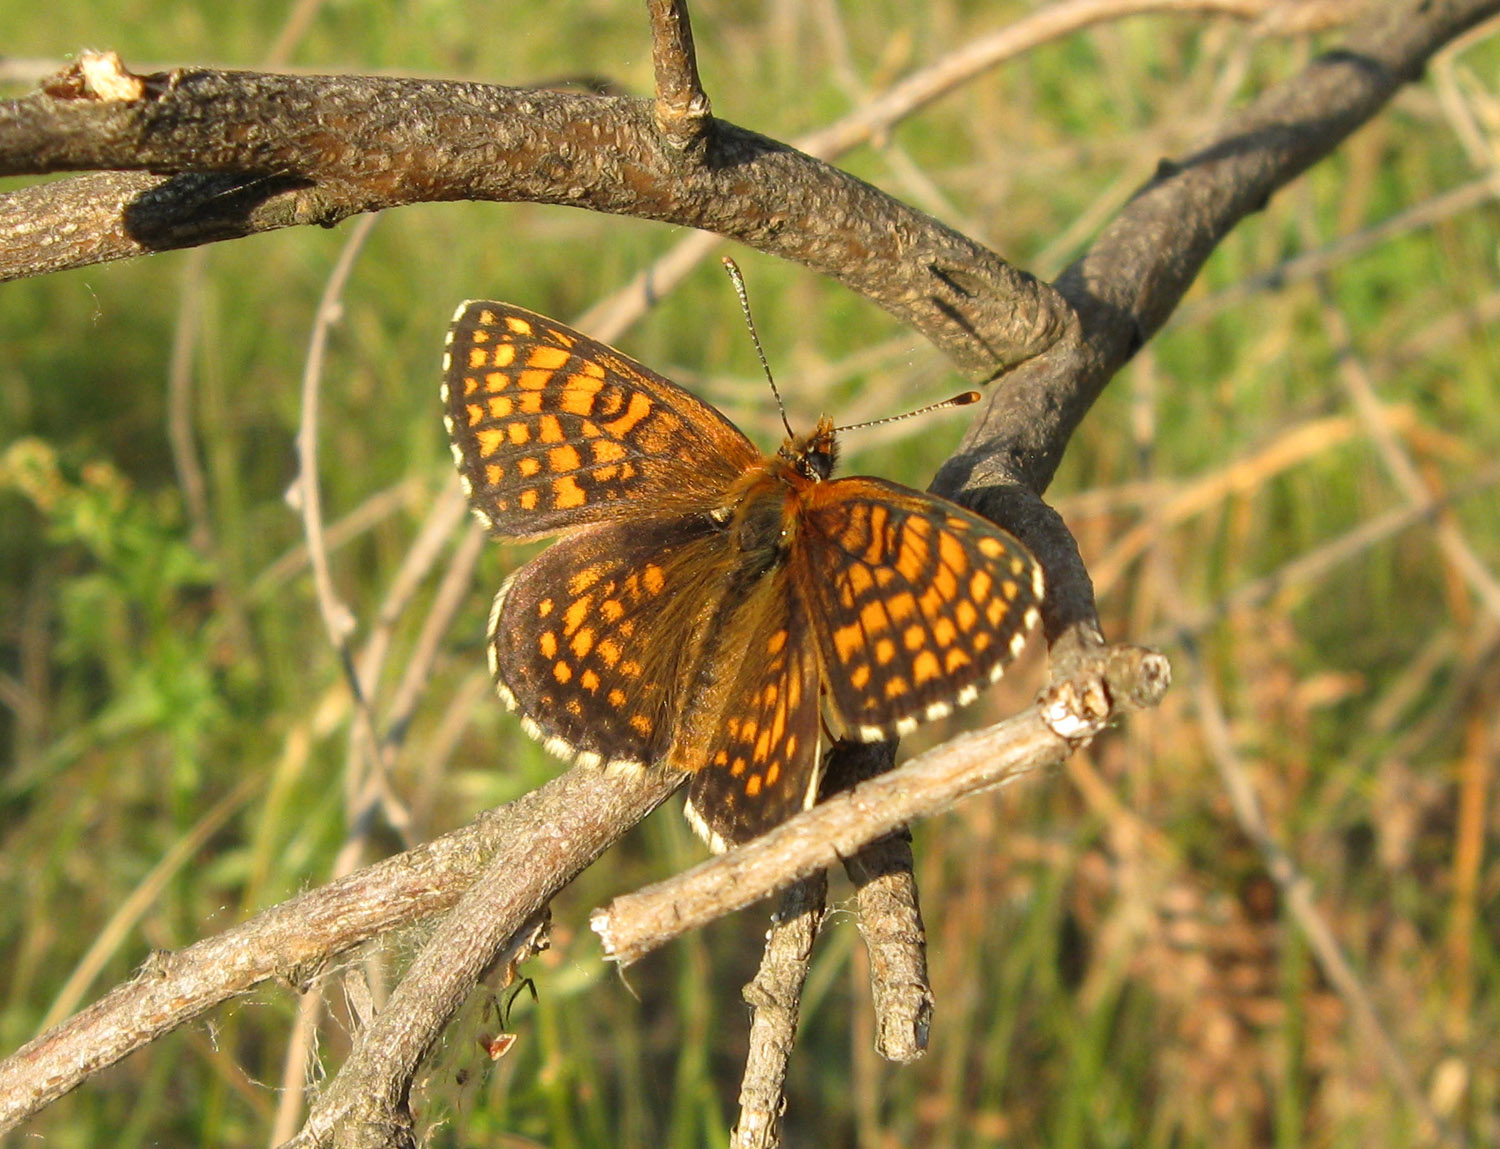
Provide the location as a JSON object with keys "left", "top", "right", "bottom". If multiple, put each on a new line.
{"left": 722, "top": 257, "right": 795, "bottom": 439}
{"left": 834, "top": 389, "right": 983, "bottom": 434}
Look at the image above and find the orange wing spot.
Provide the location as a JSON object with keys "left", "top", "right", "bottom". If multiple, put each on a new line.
{"left": 567, "top": 570, "right": 603, "bottom": 600}
{"left": 620, "top": 462, "right": 638, "bottom": 481}
{"left": 939, "top": 530, "right": 968, "bottom": 574}
{"left": 518, "top": 457, "right": 541, "bottom": 477}
{"left": 485, "top": 464, "right": 504, "bottom": 487}
{"left": 486, "top": 395, "right": 513, "bottom": 419}
{"left": 552, "top": 475, "right": 587, "bottom": 509}
{"left": 517, "top": 369, "right": 551, "bottom": 391}
{"left": 754, "top": 729, "right": 772, "bottom": 762}
{"left": 860, "top": 598, "right": 890, "bottom": 636}
{"left": 553, "top": 661, "right": 573, "bottom": 684}
{"left": 945, "top": 647, "right": 972, "bottom": 674}
{"left": 846, "top": 564, "right": 874, "bottom": 597}
{"left": 620, "top": 659, "right": 643, "bottom": 678}
{"left": 932, "top": 616, "right": 957, "bottom": 647}
{"left": 549, "top": 444, "right": 582, "bottom": 473}
{"left": 603, "top": 392, "right": 653, "bottom": 437}
{"left": 538, "top": 598, "right": 554, "bottom": 617}
{"left": 642, "top": 564, "right": 666, "bottom": 595}
{"left": 593, "top": 465, "right": 619, "bottom": 482}
{"left": 562, "top": 595, "right": 591, "bottom": 636}
{"left": 913, "top": 649, "right": 942, "bottom": 686}
{"left": 1009, "top": 555, "right": 1028, "bottom": 576}
{"left": 527, "top": 345, "right": 570, "bottom": 370}
{"left": 607, "top": 687, "right": 626, "bottom": 707}
{"left": 507, "top": 422, "right": 530, "bottom": 446}
{"left": 461, "top": 374, "right": 480, "bottom": 396}
{"left": 969, "top": 569, "right": 993, "bottom": 603}
{"left": 484, "top": 370, "right": 512, "bottom": 393}
{"left": 903, "top": 624, "right": 927, "bottom": 652}
{"left": 850, "top": 664, "right": 871, "bottom": 690}
{"left": 503, "top": 315, "right": 532, "bottom": 335}
{"left": 559, "top": 388, "right": 597, "bottom": 416}
{"left": 590, "top": 438, "right": 627, "bottom": 464}
{"left": 519, "top": 391, "right": 545, "bottom": 414}
{"left": 467, "top": 348, "right": 489, "bottom": 369}
{"left": 1001, "top": 578, "right": 1019, "bottom": 601}
{"left": 886, "top": 591, "right": 917, "bottom": 623}
{"left": 570, "top": 627, "right": 595, "bottom": 658}
{"left": 745, "top": 773, "right": 763, "bottom": 796}
{"left": 580, "top": 358, "right": 606, "bottom": 379}
{"left": 954, "top": 599, "right": 979, "bottom": 632}
{"left": 896, "top": 532, "right": 930, "bottom": 583}
{"left": 566, "top": 699, "right": 583, "bottom": 717}
{"left": 766, "top": 629, "right": 788, "bottom": 655}
{"left": 884, "top": 675, "right": 909, "bottom": 700}
{"left": 476, "top": 429, "right": 505, "bottom": 457}
{"left": 726, "top": 717, "right": 741, "bottom": 738}
{"left": 629, "top": 714, "right": 653, "bottom": 737}
{"left": 538, "top": 415, "right": 565, "bottom": 443}
{"left": 741, "top": 719, "right": 758, "bottom": 743}
{"left": 519, "top": 489, "right": 539, "bottom": 510}
{"left": 491, "top": 343, "right": 516, "bottom": 367}
{"left": 600, "top": 598, "right": 624, "bottom": 623}
{"left": 973, "top": 632, "right": 993, "bottom": 653}
{"left": 985, "top": 598, "right": 1008, "bottom": 627}
{"left": 466, "top": 403, "right": 486, "bottom": 426}
{"left": 764, "top": 762, "right": 781, "bottom": 788}
{"left": 581, "top": 668, "right": 600, "bottom": 692}
{"left": 762, "top": 682, "right": 780, "bottom": 707}
{"left": 784, "top": 733, "right": 798, "bottom": 760}
{"left": 874, "top": 567, "right": 897, "bottom": 588}
{"left": 713, "top": 749, "right": 729, "bottom": 766}
{"left": 834, "top": 622, "right": 864, "bottom": 663}
{"left": 731, "top": 756, "right": 748, "bottom": 778}
{"left": 976, "top": 535, "right": 1008, "bottom": 559}
{"left": 932, "top": 563, "right": 958, "bottom": 601}
{"left": 579, "top": 420, "right": 603, "bottom": 438}
{"left": 875, "top": 638, "right": 896, "bottom": 666}
{"left": 538, "top": 631, "right": 558, "bottom": 659}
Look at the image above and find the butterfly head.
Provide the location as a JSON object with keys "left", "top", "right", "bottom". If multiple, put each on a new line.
{"left": 779, "top": 416, "right": 839, "bottom": 483}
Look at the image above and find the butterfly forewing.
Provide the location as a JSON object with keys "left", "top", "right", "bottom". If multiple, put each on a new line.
{"left": 795, "top": 478, "right": 1043, "bottom": 741}
{"left": 443, "top": 302, "right": 761, "bottom": 540}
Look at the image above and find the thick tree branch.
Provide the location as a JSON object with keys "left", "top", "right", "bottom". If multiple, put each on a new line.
{"left": 0, "top": 56, "right": 1063, "bottom": 379}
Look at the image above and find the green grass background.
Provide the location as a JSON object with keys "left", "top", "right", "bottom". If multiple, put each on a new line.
{"left": 3, "top": 2, "right": 1499, "bottom": 1145}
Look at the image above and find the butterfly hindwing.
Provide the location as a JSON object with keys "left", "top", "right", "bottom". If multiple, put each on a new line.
{"left": 794, "top": 477, "right": 1044, "bottom": 741}
{"left": 488, "top": 515, "right": 738, "bottom": 771}
{"left": 681, "top": 577, "right": 824, "bottom": 851}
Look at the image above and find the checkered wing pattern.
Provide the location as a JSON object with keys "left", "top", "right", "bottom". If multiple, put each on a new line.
{"left": 487, "top": 515, "right": 735, "bottom": 772}
{"left": 682, "top": 580, "right": 824, "bottom": 850}
{"left": 442, "top": 302, "right": 761, "bottom": 540}
{"left": 795, "top": 478, "right": 1044, "bottom": 741}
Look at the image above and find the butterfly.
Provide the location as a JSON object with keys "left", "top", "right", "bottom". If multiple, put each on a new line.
{"left": 442, "top": 300, "right": 1043, "bottom": 850}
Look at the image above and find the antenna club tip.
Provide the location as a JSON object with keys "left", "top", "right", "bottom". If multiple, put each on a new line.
{"left": 956, "top": 390, "right": 982, "bottom": 405}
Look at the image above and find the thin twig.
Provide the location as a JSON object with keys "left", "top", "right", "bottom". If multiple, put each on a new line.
{"left": 730, "top": 873, "right": 828, "bottom": 1149}
{"left": 648, "top": 0, "right": 711, "bottom": 147}
{"left": 1318, "top": 287, "right": 1500, "bottom": 623}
